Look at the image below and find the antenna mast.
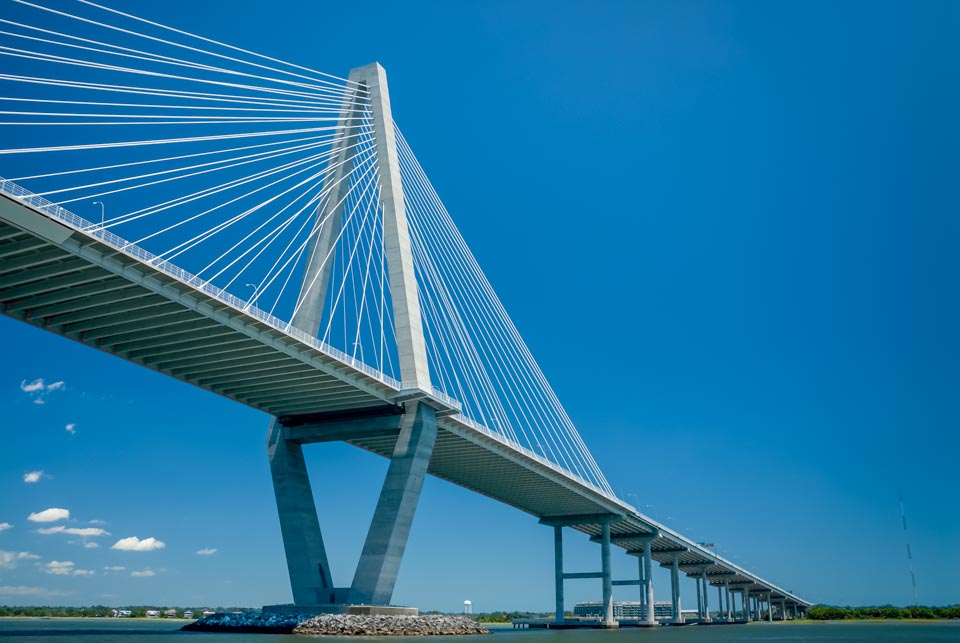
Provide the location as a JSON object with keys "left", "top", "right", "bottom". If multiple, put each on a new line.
{"left": 899, "top": 490, "right": 918, "bottom": 606}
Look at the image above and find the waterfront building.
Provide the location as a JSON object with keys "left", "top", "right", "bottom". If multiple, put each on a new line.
{"left": 573, "top": 600, "right": 674, "bottom": 621}
{"left": 145, "top": 610, "right": 160, "bottom": 618}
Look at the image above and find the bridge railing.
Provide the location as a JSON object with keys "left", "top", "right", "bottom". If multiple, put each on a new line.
{"left": 0, "top": 177, "right": 402, "bottom": 392}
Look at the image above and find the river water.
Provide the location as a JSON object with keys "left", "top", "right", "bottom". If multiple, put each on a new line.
{"left": 0, "top": 618, "right": 957, "bottom": 642}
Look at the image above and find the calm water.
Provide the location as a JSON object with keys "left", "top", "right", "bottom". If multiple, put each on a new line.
{"left": 0, "top": 619, "right": 958, "bottom": 642}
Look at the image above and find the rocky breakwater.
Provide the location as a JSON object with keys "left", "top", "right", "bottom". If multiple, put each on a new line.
{"left": 182, "top": 612, "right": 490, "bottom": 636}
{"left": 294, "top": 614, "right": 489, "bottom": 636}
{"left": 181, "top": 611, "right": 304, "bottom": 634}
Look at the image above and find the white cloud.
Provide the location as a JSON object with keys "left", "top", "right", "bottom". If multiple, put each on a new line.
{"left": 68, "top": 527, "right": 110, "bottom": 537}
{"left": 103, "top": 566, "right": 125, "bottom": 572}
{"left": 83, "top": 542, "right": 99, "bottom": 549}
{"left": 23, "top": 471, "right": 44, "bottom": 484}
{"left": 195, "top": 548, "right": 217, "bottom": 556}
{"left": 130, "top": 570, "right": 155, "bottom": 577}
{"left": 89, "top": 520, "right": 106, "bottom": 525}
{"left": 0, "top": 523, "right": 12, "bottom": 532}
{"left": 40, "top": 526, "right": 110, "bottom": 538}
{"left": 28, "top": 508, "right": 69, "bottom": 523}
{"left": 42, "top": 561, "right": 75, "bottom": 575}
{"left": 0, "top": 551, "right": 40, "bottom": 569}
{"left": 19, "top": 379, "right": 45, "bottom": 393}
{"left": 111, "top": 536, "right": 165, "bottom": 552}
{"left": 0, "top": 586, "right": 68, "bottom": 598}
{"left": 19, "top": 379, "right": 66, "bottom": 404}
{"left": 40, "top": 561, "right": 93, "bottom": 577}
{"left": 37, "top": 526, "right": 64, "bottom": 535}
{"left": 65, "top": 423, "right": 76, "bottom": 435}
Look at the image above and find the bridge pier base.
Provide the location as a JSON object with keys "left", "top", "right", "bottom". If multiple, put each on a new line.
{"left": 266, "top": 401, "right": 436, "bottom": 610}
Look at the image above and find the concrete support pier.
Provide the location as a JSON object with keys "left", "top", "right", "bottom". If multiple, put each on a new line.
{"left": 643, "top": 538, "right": 656, "bottom": 626}
{"left": 553, "top": 526, "right": 564, "bottom": 623}
{"left": 701, "top": 569, "right": 711, "bottom": 622}
{"left": 599, "top": 523, "right": 615, "bottom": 627}
{"left": 724, "top": 580, "right": 732, "bottom": 622}
{"left": 670, "top": 554, "right": 684, "bottom": 624}
{"left": 542, "top": 513, "right": 621, "bottom": 629}
{"left": 350, "top": 402, "right": 438, "bottom": 605}
{"left": 695, "top": 572, "right": 702, "bottom": 620}
{"left": 267, "top": 418, "right": 335, "bottom": 605}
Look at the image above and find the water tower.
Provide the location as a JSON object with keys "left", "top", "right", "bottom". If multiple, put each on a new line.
{"left": 463, "top": 600, "right": 472, "bottom": 615}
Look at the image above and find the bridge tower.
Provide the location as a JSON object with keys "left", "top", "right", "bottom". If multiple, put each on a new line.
{"left": 265, "top": 62, "right": 437, "bottom": 612}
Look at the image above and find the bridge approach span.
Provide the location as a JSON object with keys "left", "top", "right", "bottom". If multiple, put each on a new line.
{"left": 0, "top": 183, "right": 811, "bottom": 621}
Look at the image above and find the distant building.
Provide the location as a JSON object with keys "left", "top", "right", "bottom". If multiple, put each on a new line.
{"left": 110, "top": 609, "right": 134, "bottom": 618}
{"left": 145, "top": 610, "right": 160, "bottom": 618}
{"left": 201, "top": 610, "right": 215, "bottom": 617}
{"left": 163, "top": 609, "right": 178, "bottom": 618}
{"left": 573, "top": 601, "right": 674, "bottom": 621}
{"left": 183, "top": 610, "right": 195, "bottom": 619}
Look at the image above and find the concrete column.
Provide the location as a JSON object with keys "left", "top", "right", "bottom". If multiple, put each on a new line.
{"left": 767, "top": 593, "right": 773, "bottom": 622}
{"left": 636, "top": 552, "right": 646, "bottom": 619}
{"left": 643, "top": 539, "right": 655, "bottom": 626}
{"left": 554, "top": 526, "right": 564, "bottom": 623}
{"left": 670, "top": 554, "right": 683, "bottom": 624}
{"left": 267, "top": 419, "right": 334, "bottom": 605}
{"left": 717, "top": 584, "right": 723, "bottom": 617}
{"left": 695, "top": 572, "right": 702, "bottom": 620}
{"left": 743, "top": 589, "right": 750, "bottom": 622}
{"left": 350, "top": 401, "right": 438, "bottom": 605}
{"left": 600, "top": 523, "right": 614, "bottom": 627}
{"left": 700, "top": 569, "right": 713, "bottom": 623}
{"left": 755, "top": 595, "right": 761, "bottom": 621}
{"left": 724, "top": 580, "right": 732, "bottom": 622}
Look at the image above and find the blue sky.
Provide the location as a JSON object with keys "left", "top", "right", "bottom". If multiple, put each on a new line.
{"left": 1, "top": 0, "right": 958, "bottom": 611}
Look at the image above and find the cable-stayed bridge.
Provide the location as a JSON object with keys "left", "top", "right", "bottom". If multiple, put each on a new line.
{"left": 0, "top": 0, "right": 810, "bottom": 625}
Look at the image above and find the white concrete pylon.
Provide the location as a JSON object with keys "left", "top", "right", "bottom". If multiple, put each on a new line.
{"left": 348, "top": 62, "right": 430, "bottom": 391}
{"left": 293, "top": 61, "right": 431, "bottom": 391}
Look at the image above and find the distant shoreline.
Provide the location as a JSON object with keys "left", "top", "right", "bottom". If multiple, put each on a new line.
{"left": 0, "top": 616, "right": 193, "bottom": 621}
{"left": 0, "top": 615, "right": 957, "bottom": 624}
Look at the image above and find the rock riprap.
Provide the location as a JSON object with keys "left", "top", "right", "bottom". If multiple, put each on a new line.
{"left": 294, "top": 614, "right": 489, "bottom": 636}
{"left": 181, "top": 612, "right": 490, "bottom": 636}
{"left": 181, "top": 611, "right": 304, "bottom": 633}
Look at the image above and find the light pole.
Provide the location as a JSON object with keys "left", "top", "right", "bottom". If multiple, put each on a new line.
{"left": 92, "top": 201, "right": 104, "bottom": 228}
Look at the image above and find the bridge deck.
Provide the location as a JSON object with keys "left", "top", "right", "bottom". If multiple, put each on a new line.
{"left": 0, "top": 185, "right": 811, "bottom": 608}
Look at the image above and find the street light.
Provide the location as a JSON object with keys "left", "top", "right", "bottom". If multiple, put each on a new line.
{"left": 92, "top": 201, "right": 104, "bottom": 227}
